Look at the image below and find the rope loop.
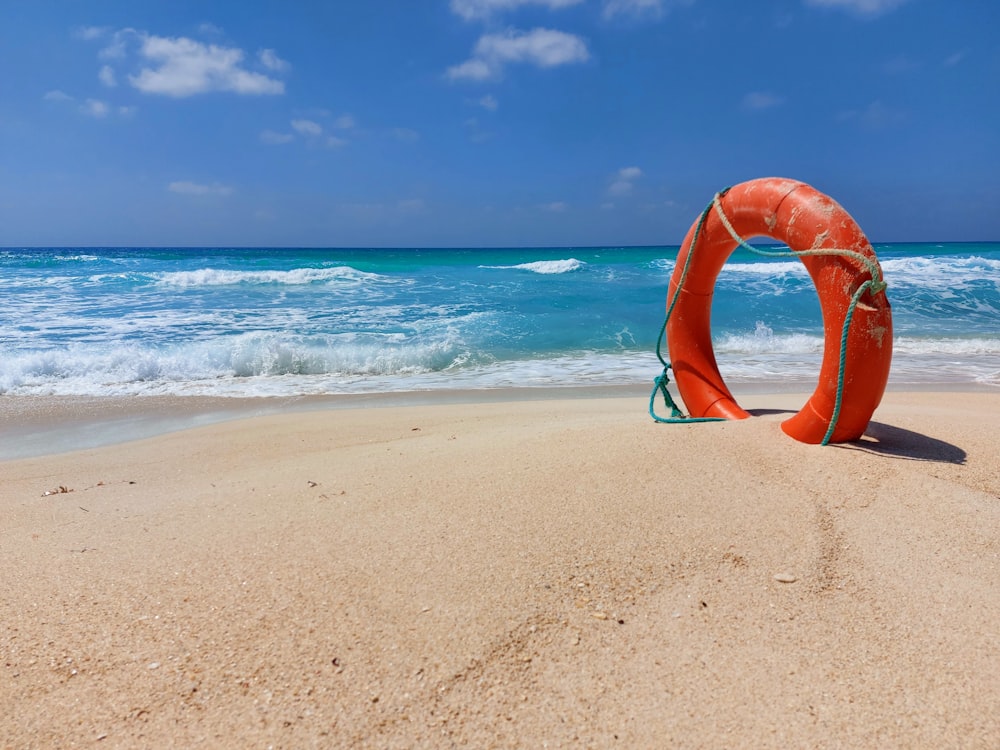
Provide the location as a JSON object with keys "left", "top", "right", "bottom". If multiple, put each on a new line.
{"left": 648, "top": 366, "right": 686, "bottom": 423}
{"left": 710, "top": 192, "right": 887, "bottom": 293}
{"left": 649, "top": 364, "right": 727, "bottom": 424}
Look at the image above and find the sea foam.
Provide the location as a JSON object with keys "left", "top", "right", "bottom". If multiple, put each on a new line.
{"left": 149, "top": 265, "right": 385, "bottom": 287}
{"left": 481, "top": 258, "right": 586, "bottom": 274}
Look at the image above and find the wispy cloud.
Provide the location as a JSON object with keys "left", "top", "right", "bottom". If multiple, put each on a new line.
{"left": 742, "top": 91, "right": 784, "bottom": 111}
{"left": 291, "top": 119, "right": 323, "bottom": 136}
{"left": 943, "top": 50, "right": 966, "bottom": 67}
{"left": 258, "top": 48, "right": 290, "bottom": 72}
{"left": 450, "top": 0, "right": 583, "bottom": 21}
{"left": 447, "top": 27, "right": 589, "bottom": 81}
{"left": 391, "top": 127, "right": 420, "bottom": 142}
{"left": 44, "top": 89, "right": 133, "bottom": 118}
{"left": 802, "top": 0, "right": 910, "bottom": 17}
{"left": 478, "top": 94, "right": 499, "bottom": 111}
{"left": 604, "top": 0, "right": 665, "bottom": 21}
{"left": 260, "top": 129, "right": 295, "bottom": 145}
{"left": 608, "top": 166, "right": 642, "bottom": 196}
{"left": 602, "top": 0, "right": 694, "bottom": 21}
{"left": 98, "top": 65, "right": 117, "bottom": 87}
{"left": 167, "top": 181, "right": 234, "bottom": 196}
{"left": 74, "top": 26, "right": 109, "bottom": 41}
{"left": 464, "top": 117, "right": 494, "bottom": 143}
{"left": 260, "top": 114, "right": 356, "bottom": 148}
{"left": 541, "top": 201, "right": 568, "bottom": 212}
{"left": 80, "top": 99, "right": 110, "bottom": 118}
{"left": 881, "top": 55, "right": 918, "bottom": 74}
{"left": 838, "top": 99, "right": 906, "bottom": 129}
{"left": 332, "top": 114, "right": 356, "bottom": 130}
{"left": 95, "top": 28, "right": 134, "bottom": 60}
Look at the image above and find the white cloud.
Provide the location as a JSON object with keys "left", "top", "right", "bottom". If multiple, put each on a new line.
{"left": 450, "top": 0, "right": 583, "bottom": 21}
{"left": 602, "top": 0, "right": 693, "bottom": 21}
{"left": 167, "top": 181, "right": 233, "bottom": 196}
{"left": 260, "top": 129, "right": 295, "bottom": 144}
{"left": 291, "top": 118, "right": 323, "bottom": 136}
{"left": 80, "top": 99, "right": 110, "bottom": 118}
{"left": 803, "top": 0, "right": 910, "bottom": 16}
{"left": 391, "top": 127, "right": 420, "bottom": 142}
{"left": 326, "top": 135, "right": 348, "bottom": 148}
{"left": 541, "top": 201, "right": 568, "bottom": 212}
{"left": 478, "top": 28, "right": 589, "bottom": 67}
{"left": 129, "top": 34, "right": 285, "bottom": 97}
{"left": 43, "top": 90, "right": 74, "bottom": 101}
{"left": 608, "top": 166, "right": 642, "bottom": 195}
{"left": 447, "top": 27, "right": 589, "bottom": 81}
{"left": 742, "top": 91, "right": 784, "bottom": 110}
{"left": 258, "top": 48, "right": 291, "bottom": 72}
{"left": 332, "top": 114, "right": 357, "bottom": 130}
{"left": 447, "top": 59, "right": 495, "bottom": 82}
{"left": 479, "top": 94, "right": 499, "bottom": 111}
{"left": 99, "top": 65, "right": 117, "bottom": 87}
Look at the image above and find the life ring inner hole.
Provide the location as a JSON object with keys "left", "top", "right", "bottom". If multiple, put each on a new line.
{"left": 705, "top": 234, "right": 827, "bottom": 395}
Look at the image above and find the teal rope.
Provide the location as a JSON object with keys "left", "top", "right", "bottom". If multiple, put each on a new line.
{"left": 710, "top": 192, "right": 887, "bottom": 294}
{"left": 649, "top": 190, "right": 729, "bottom": 424}
{"left": 650, "top": 189, "right": 889, "bottom": 444}
{"left": 820, "top": 278, "right": 880, "bottom": 445}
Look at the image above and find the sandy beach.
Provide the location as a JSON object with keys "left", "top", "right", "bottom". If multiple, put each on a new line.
{"left": 2, "top": 389, "right": 998, "bottom": 748}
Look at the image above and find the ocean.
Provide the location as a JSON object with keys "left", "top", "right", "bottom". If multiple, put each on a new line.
{"left": 1, "top": 243, "right": 998, "bottom": 399}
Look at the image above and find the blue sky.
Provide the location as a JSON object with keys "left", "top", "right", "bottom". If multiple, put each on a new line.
{"left": 1, "top": 0, "right": 998, "bottom": 247}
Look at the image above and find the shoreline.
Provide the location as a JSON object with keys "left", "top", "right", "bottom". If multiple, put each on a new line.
{"left": 1, "top": 380, "right": 997, "bottom": 461}
{"left": 0, "top": 386, "right": 647, "bottom": 461}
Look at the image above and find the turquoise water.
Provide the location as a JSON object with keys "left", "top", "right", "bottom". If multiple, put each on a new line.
{"left": 1, "top": 243, "right": 998, "bottom": 396}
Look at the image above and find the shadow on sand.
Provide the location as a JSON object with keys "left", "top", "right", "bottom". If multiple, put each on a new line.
{"left": 745, "top": 410, "right": 966, "bottom": 465}
{"left": 843, "top": 421, "right": 966, "bottom": 464}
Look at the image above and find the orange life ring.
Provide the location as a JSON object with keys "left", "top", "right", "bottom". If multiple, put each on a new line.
{"left": 665, "top": 177, "right": 892, "bottom": 444}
